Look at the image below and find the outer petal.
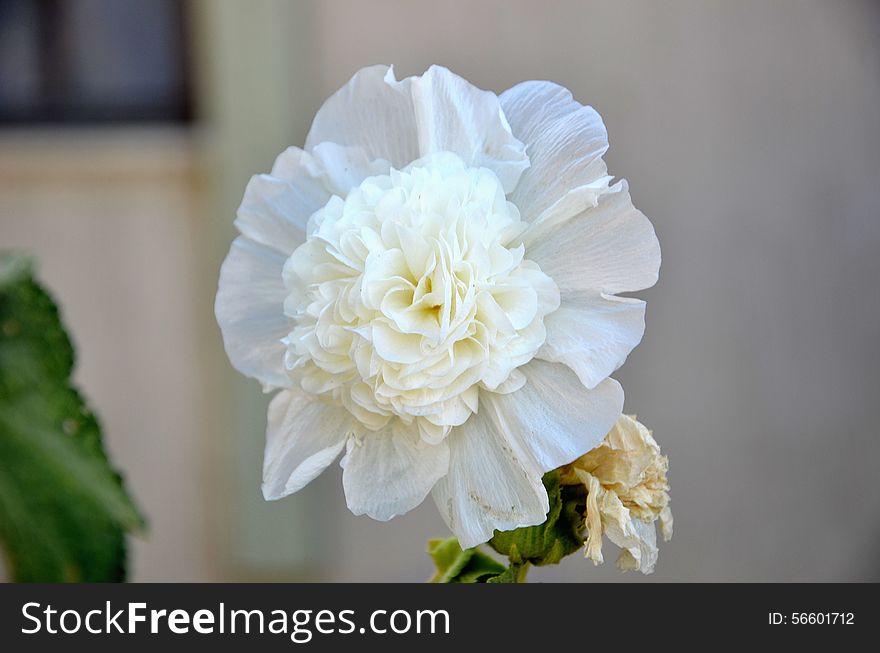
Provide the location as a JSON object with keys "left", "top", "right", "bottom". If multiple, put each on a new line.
{"left": 410, "top": 66, "right": 528, "bottom": 192}
{"left": 309, "top": 142, "right": 392, "bottom": 197}
{"left": 306, "top": 65, "right": 528, "bottom": 192}
{"left": 234, "top": 142, "right": 390, "bottom": 270}
{"left": 500, "top": 80, "right": 611, "bottom": 221}
{"left": 262, "top": 389, "right": 357, "bottom": 500}
{"left": 525, "top": 181, "right": 660, "bottom": 296}
{"left": 305, "top": 65, "right": 419, "bottom": 170}
{"left": 341, "top": 422, "right": 449, "bottom": 521}
{"left": 215, "top": 236, "right": 290, "bottom": 390}
{"left": 432, "top": 401, "right": 549, "bottom": 549}
{"left": 234, "top": 175, "right": 314, "bottom": 255}
{"left": 235, "top": 146, "right": 341, "bottom": 252}
{"left": 483, "top": 360, "right": 625, "bottom": 472}
{"left": 269, "top": 146, "right": 324, "bottom": 190}
{"left": 538, "top": 293, "right": 646, "bottom": 389}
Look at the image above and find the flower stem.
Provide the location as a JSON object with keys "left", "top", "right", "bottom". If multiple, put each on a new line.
{"left": 491, "top": 560, "right": 530, "bottom": 583}
{"left": 510, "top": 561, "right": 530, "bottom": 583}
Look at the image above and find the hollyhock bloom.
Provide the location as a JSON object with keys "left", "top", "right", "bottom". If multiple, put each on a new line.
{"left": 559, "top": 414, "right": 673, "bottom": 573}
{"left": 215, "top": 65, "right": 660, "bottom": 548}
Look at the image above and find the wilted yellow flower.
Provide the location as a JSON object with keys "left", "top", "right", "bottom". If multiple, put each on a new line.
{"left": 559, "top": 414, "right": 672, "bottom": 574}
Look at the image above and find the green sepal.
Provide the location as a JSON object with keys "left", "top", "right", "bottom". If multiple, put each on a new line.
{"left": 428, "top": 537, "right": 506, "bottom": 583}
{"left": 486, "top": 562, "right": 530, "bottom": 584}
{"left": 488, "top": 471, "right": 586, "bottom": 566}
{"left": 0, "top": 251, "right": 145, "bottom": 582}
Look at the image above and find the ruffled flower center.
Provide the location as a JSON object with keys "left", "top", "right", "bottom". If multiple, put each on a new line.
{"left": 282, "top": 152, "right": 560, "bottom": 443}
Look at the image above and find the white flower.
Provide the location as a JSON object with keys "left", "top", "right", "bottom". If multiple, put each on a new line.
{"left": 559, "top": 414, "right": 673, "bottom": 573}
{"left": 285, "top": 152, "right": 560, "bottom": 443}
{"left": 215, "top": 66, "right": 660, "bottom": 548}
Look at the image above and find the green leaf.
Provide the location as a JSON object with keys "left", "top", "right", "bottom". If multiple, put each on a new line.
{"left": 0, "top": 251, "right": 145, "bottom": 582}
{"left": 488, "top": 471, "right": 586, "bottom": 566}
{"left": 428, "top": 537, "right": 506, "bottom": 583}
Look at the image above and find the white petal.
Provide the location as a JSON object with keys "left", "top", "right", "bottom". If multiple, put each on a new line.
{"left": 215, "top": 236, "right": 290, "bottom": 390}
{"left": 306, "top": 65, "right": 528, "bottom": 191}
{"left": 525, "top": 181, "right": 660, "bottom": 296}
{"left": 262, "top": 389, "right": 356, "bottom": 500}
{"left": 253, "top": 144, "right": 388, "bottom": 243}
{"left": 432, "top": 402, "right": 549, "bottom": 549}
{"left": 483, "top": 360, "right": 624, "bottom": 473}
{"left": 305, "top": 65, "right": 420, "bottom": 169}
{"left": 517, "top": 178, "right": 612, "bottom": 250}
{"left": 501, "top": 80, "right": 610, "bottom": 221}
{"left": 410, "top": 65, "right": 528, "bottom": 193}
{"left": 234, "top": 174, "right": 315, "bottom": 255}
{"left": 341, "top": 422, "right": 449, "bottom": 521}
{"left": 538, "top": 293, "right": 646, "bottom": 389}
{"left": 239, "top": 144, "right": 395, "bottom": 255}
{"left": 309, "top": 142, "right": 393, "bottom": 197}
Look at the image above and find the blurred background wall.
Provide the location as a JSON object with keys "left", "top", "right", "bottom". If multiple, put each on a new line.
{"left": 1, "top": 0, "right": 878, "bottom": 581}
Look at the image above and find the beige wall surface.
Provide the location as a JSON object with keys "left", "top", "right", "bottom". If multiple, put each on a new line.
{"left": 0, "top": 131, "right": 219, "bottom": 581}
{"left": 2, "top": 0, "right": 879, "bottom": 582}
